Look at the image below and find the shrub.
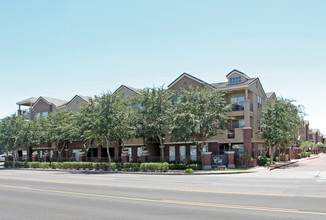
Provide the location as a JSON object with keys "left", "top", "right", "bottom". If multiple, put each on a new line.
{"left": 258, "top": 155, "right": 268, "bottom": 166}
{"left": 184, "top": 168, "right": 194, "bottom": 173}
{"left": 275, "top": 157, "right": 279, "bottom": 162}
{"left": 169, "top": 162, "right": 186, "bottom": 170}
{"left": 123, "top": 162, "right": 140, "bottom": 171}
{"left": 186, "top": 163, "right": 202, "bottom": 170}
{"left": 28, "top": 162, "right": 41, "bottom": 168}
{"left": 140, "top": 162, "right": 169, "bottom": 172}
{"left": 266, "top": 161, "right": 271, "bottom": 166}
{"left": 39, "top": 162, "right": 50, "bottom": 169}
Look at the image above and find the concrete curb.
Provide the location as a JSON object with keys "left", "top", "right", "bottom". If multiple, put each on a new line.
{"left": 0, "top": 167, "right": 256, "bottom": 175}
{"left": 269, "top": 155, "right": 320, "bottom": 171}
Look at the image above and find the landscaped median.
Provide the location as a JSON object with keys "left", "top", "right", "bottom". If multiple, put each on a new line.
{"left": 3, "top": 161, "right": 202, "bottom": 173}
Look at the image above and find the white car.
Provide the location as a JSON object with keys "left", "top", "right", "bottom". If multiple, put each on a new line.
{"left": 0, "top": 155, "right": 6, "bottom": 162}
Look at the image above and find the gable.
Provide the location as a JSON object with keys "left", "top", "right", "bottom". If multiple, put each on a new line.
{"left": 65, "top": 96, "right": 88, "bottom": 112}
{"left": 226, "top": 70, "right": 250, "bottom": 84}
{"left": 248, "top": 79, "right": 267, "bottom": 99}
{"left": 115, "top": 86, "right": 139, "bottom": 98}
{"left": 168, "top": 74, "right": 212, "bottom": 92}
{"left": 32, "top": 97, "right": 52, "bottom": 113}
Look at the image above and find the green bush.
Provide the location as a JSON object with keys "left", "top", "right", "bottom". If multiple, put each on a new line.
{"left": 28, "top": 162, "right": 41, "bottom": 168}
{"left": 275, "top": 157, "right": 279, "bottom": 162}
{"left": 123, "top": 162, "right": 140, "bottom": 171}
{"left": 258, "top": 155, "right": 268, "bottom": 166}
{"left": 169, "top": 162, "right": 186, "bottom": 170}
{"left": 39, "top": 162, "right": 50, "bottom": 169}
{"left": 266, "top": 161, "right": 271, "bottom": 166}
{"left": 4, "top": 161, "right": 28, "bottom": 168}
{"left": 184, "top": 168, "right": 194, "bottom": 173}
{"left": 187, "top": 163, "right": 201, "bottom": 170}
{"left": 140, "top": 162, "right": 169, "bottom": 172}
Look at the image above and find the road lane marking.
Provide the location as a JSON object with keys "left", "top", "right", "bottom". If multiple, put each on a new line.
{"left": 1, "top": 177, "right": 326, "bottom": 199}
{"left": 0, "top": 184, "right": 325, "bottom": 216}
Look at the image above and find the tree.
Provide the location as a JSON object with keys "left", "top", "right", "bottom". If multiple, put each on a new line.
{"left": 0, "top": 115, "right": 27, "bottom": 167}
{"left": 260, "top": 98, "right": 303, "bottom": 161}
{"left": 21, "top": 118, "right": 43, "bottom": 158}
{"left": 299, "top": 141, "right": 315, "bottom": 152}
{"left": 74, "top": 99, "right": 99, "bottom": 154}
{"left": 134, "top": 87, "right": 175, "bottom": 162}
{"left": 171, "top": 86, "right": 231, "bottom": 153}
{"left": 95, "top": 92, "right": 133, "bottom": 170}
{"left": 44, "top": 111, "right": 77, "bottom": 161}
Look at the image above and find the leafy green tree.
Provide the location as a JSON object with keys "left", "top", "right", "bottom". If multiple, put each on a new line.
{"left": 260, "top": 98, "right": 303, "bottom": 161}
{"left": 134, "top": 87, "right": 175, "bottom": 161}
{"left": 44, "top": 111, "right": 77, "bottom": 161}
{"left": 74, "top": 99, "right": 99, "bottom": 154}
{"left": 171, "top": 86, "right": 231, "bottom": 152}
{"left": 95, "top": 92, "right": 133, "bottom": 170}
{"left": 299, "top": 141, "right": 315, "bottom": 152}
{"left": 0, "top": 115, "right": 27, "bottom": 167}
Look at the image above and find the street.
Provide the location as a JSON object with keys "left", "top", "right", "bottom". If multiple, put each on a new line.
{"left": 0, "top": 155, "right": 326, "bottom": 220}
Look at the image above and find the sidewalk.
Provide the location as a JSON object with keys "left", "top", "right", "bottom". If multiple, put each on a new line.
{"left": 268, "top": 154, "right": 320, "bottom": 171}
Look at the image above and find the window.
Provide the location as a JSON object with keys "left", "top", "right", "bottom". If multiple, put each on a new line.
{"left": 257, "top": 96, "right": 262, "bottom": 108}
{"left": 232, "top": 119, "right": 244, "bottom": 129}
{"left": 125, "top": 147, "right": 132, "bottom": 161}
{"left": 169, "top": 146, "right": 175, "bottom": 162}
{"left": 42, "top": 112, "right": 48, "bottom": 116}
{"left": 137, "top": 147, "right": 142, "bottom": 157}
{"left": 230, "top": 77, "right": 241, "bottom": 84}
{"left": 190, "top": 145, "right": 197, "bottom": 161}
{"left": 230, "top": 95, "right": 245, "bottom": 110}
{"left": 179, "top": 146, "right": 186, "bottom": 162}
{"left": 34, "top": 113, "right": 41, "bottom": 118}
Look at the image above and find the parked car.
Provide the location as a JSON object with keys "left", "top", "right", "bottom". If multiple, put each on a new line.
{"left": 0, "top": 155, "right": 6, "bottom": 162}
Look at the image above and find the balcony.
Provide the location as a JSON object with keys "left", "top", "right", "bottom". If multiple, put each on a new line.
{"left": 231, "top": 101, "right": 254, "bottom": 112}
{"left": 228, "top": 130, "right": 235, "bottom": 139}
{"left": 232, "top": 104, "right": 244, "bottom": 111}
{"left": 18, "top": 109, "right": 30, "bottom": 116}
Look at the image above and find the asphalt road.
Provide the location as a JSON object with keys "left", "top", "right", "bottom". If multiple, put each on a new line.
{"left": 0, "top": 155, "right": 326, "bottom": 220}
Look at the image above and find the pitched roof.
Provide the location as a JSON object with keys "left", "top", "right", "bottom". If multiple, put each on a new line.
{"left": 36, "top": 96, "right": 69, "bottom": 107}
{"left": 212, "top": 78, "right": 258, "bottom": 89}
{"left": 226, "top": 69, "right": 251, "bottom": 79}
{"left": 114, "top": 85, "right": 142, "bottom": 95}
{"left": 266, "top": 92, "right": 276, "bottom": 99}
{"left": 16, "top": 97, "right": 38, "bottom": 106}
{"left": 168, "top": 72, "right": 216, "bottom": 89}
{"left": 61, "top": 95, "right": 90, "bottom": 108}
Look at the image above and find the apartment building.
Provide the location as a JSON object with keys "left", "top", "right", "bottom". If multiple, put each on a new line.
{"left": 114, "top": 70, "right": 274, "bottom": 163}
{"left": 16, "top": 69, "right": 275, "bottom": 164}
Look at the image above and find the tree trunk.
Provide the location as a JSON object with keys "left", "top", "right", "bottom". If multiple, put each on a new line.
{"left": 12, "top": 150, "right": 16, "bottom": 168}
{"left": 105, "top": 137, "right": 112, "bottom": 172}
{"left": 158, "top": 136, "right": 164, "bottom": 162}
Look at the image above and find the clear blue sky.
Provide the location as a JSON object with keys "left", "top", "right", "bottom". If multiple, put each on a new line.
{"left": 1, "top": 0, "right": 325, "bottom": 135}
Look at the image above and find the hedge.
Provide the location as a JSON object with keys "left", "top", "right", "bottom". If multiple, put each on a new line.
{"left": 4, "top": 161, "right": 122, "bottom": 171}
{"left": 4, "top": 161, "right": 202, "bottom": 172}
{"left": 140, "top": 162, "right": 169, "bottom": 172}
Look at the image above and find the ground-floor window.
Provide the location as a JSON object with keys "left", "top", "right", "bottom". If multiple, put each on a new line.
{"left": 72, "top": 149, "right": 81, "bottom": 161}
{"left": 190, "top": 145, "right": 197, "bottom": 161}
{"left": 125, "top": 147, "right": 132, "bottom": 161}
{"left": 169, "top": 146, "right": 175, "bottom": 162}
{"left": 180, "top": 146, "right": 186, "bottom": 162}
{"left": 137, "top": 147, "right": 142, "bottom": 161}
{"left": 232, "top": 144, "right": 244, "bottom": 159}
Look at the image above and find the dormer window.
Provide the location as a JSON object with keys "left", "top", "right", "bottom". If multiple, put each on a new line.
{"left": 230, "top": 77, "right": 241, "bottom": 84}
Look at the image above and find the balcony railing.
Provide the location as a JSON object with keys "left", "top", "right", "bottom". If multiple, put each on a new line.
{"left": 232, "top": 104, "right": 244, "bottom": 111}
{"left": 18, "top": 109, "right": 30, "bottom": 116}
{"left": 228, "top": 130, "right": 235, "bottom": 139}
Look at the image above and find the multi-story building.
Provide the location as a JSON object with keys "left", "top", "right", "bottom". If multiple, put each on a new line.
{"left": 16, "top": 69, "right": 277, "bottom": 164}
